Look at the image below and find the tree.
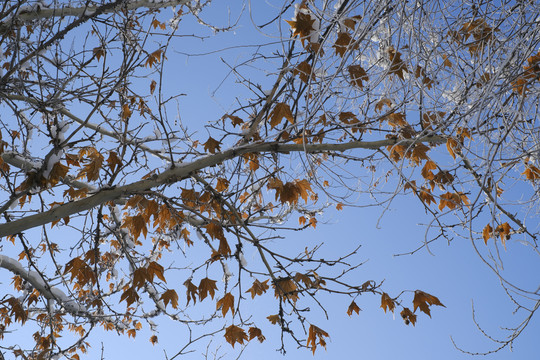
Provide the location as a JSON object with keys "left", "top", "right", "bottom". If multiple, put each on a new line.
{"left": 0, "top": 0, "right": 539, "bottom": 358}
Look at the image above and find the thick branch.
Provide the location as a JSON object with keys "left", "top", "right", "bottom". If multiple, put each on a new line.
{"left": 0, "top": 0, "right": 188, "bottom": 33}
{"left": 0, "top": 135, "right": 445, "bottom": 237}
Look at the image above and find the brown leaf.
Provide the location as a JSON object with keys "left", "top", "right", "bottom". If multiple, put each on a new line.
{"left": 348, "top": 65, "right": 368, "bottom": 88}
{"left": 107, "top": 151, "right": 122, "bottom": 172}
{"left": 246, "top": 279, "right": 269, "bottom": 299}
{"left": 224, "top": 325, "right": 248, "bottom": 348}
{"left": 482, "top": 224, "right": 493, "bottom": 245}
{"left": 333, "top": 32, "right": 358, "bottom": 57}
{"left": 294, "top": 61, "right": 313, "bottom": 84}
{"left": 380, "top": 292, "right": 395, "bottom": 313}
{"left": 347, "top": 301, "right": 361, "bottom": 316}
{"left": 400, "top": 308, "right": 417, "bottom": 326}
{"left": 387, "top": 46, "right": 408, "bottom": 79}
{"left": 184, "top": 279, "right": 198, "bottom": 305}
{"left": 203, "top": 136, "right": 221, "bottom": 154}
{"left": 269, "top": 103, "right": 295, "bottom": 128}
{"left": 248, "top": 327, "right": 265, "bottom": 343}
{"left": 120, "top": 286, "right": 139, "bottom": 307}
{"left": 150, "top": 335, "right": 158, "bottom": 345}
{"left": 285, "top": 12, "right": 315, "bottom": 46}
{"left": 307, "top": 324, "right": 329, "bottom": 354}
{"left": 216, "top": 293, "right": 235, "bottom": 317}
{"left": 160, "top": 289, "right": 179, "bottom": 309}
{"left": 273, "top": 277, "right": 299, "bottom": 303}
{"left": 413, "top": 290, "right": 445, "bottom": 317}
{"left": 198, "top": 278, "right": 218, "bottom": 301}
{"left": 267, "top": 314, "right": 281, "bottom": 325}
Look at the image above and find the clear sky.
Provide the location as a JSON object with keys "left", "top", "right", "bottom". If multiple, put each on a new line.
{"left": 1, "top": 1, "right": 539, "bottom": 360}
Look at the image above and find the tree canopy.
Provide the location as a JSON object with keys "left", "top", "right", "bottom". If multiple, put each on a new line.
{"left": 0, "top": 0, "right": 539, "bottom": 359}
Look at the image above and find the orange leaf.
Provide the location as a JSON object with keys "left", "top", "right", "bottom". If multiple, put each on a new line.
{"left": 446, "top": 138, "right": 460, "bottom": 159}
{"left": 380, "top": 292, "right": 395, "bottom": 313}
{"left": 147, "top": 261, "right": 166, "bottom": 283}
{"left": 307, "top": 324, "right": 329, "bottom": 354}
{"left": 216, "top": 293, "right": 235, "bottom": 317}
{"left": 150, "top": 335, "right": 158, "bottom": 345}
{"left": 375, "top": 98, "right": 392, "bottom": 112}
{"left": 421, "top": 160, "right": 437, "bottom": 180}
{"left": 347, "top": 301, "right": 361, "bottom": 316}
{"left": 224, "top": 325, "right": 248, "bottom": 348}
{"left": 482, "top": 224, "right": 493, "bottom": 245}
{"left": 413, "top": 290, "right": 445, "bottom": 317}
{"left": 495, "top": 222, "right": 512, "bottom": 248}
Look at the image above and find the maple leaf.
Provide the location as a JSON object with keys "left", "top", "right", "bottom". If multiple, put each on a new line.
{"left": 446, "top": 138, "right": 460, "bottom": 159}
{"left": 307, "top": 324, "right": 329, "bottom": 354}
{"left": 348, "top": 65, "right": 368, "bottom": 88}
{"left": 184, "top": 279, "right": 198, "bottom": 305}
{"left": 145, "top": 49, "right": 164, "bottom": 68}
{"left": 224, "top": 325, "right": 248, "bottom": 348}
{"left": 419, "top": 187, "right": 435, "bottom": 206}
{"left": 387, "top": 46, "right": 408, "bottom": 79}
{"left": 216, "top": 293, "right": 235, "bottom": 317}
{"left": 273, "top": 277, "right": 299, "bottom": 302}
{"left": 380, "top": 292, "right": 395, "bottom": 313}
{"left": 333, "top": 32, "right": 358, "bottom": 57}
{"left": 421, "top": 160, "right": 437, "bottom": 180}
{"left": 400, "top": 308, "right": 417, "bottom": 326}
{"left": 93, "top": 46, "right": 105, "bottom": 61}
{"left": 293, "top": 61, "right": 313, "bottom": 84}
{"left": 439, "top": 192, "right": 462, "bottom": 211}
{"left": 203, "top": 136, "right": 221, "bottom": 154}
{"left": 269, "top": 103, "right": 295, "bottom": 128}
{"left": 147, "top": 261, "right": 166, "bottom": 283}
{"left": 120, "top": 286, "right": 140, "bottom": 307}
{"left": 294, "top": 272, "right": 313, "bottom": 288}
{"left": 222, "top": 114, "right": 243, "bottom": 127}
{"left": 347, "top": 301, "right": 361, "bottom": 316}
{"left": 267, "top": 314, "right": 281, "bottom": 325}
{"left": 132, "top": 267, "right": 148, "bottom": 289}
{"left": 122, "top": 214, "right": 147, "bottom": 240}
{"left": 198, "top": 278, "right": 218, "bottom": 301}
{"left": 411, "top": 144, "right": 430, "bottom": 165}
{"left": 215, "top": 177, "right": 230, "bottom": 192}
{"left": 77, "top": 147, "right": 104, "bottom": 181}
{"left": 375, "top": 98, "right": 392, "bottom": 112}
{"left": 285, "top": 12, "right": 315, "bottom": 45}
{"left": 482, "top": 224, "right": 493, "bottom": 244}
{"left": 413, "top": 290, "right": 445, "bottom": 317}
{"left": 246, "top": 279, "right": 269, "bottom": 299}
{"left": 248, "top": 327, "right": 265, "bottom": 343}
{"left": 160, "top": 289, "right": 179, "bottom": 309}
{"left": 495, "top": 222, "right": 512, "bottom": 247}
{"left": 149, "top": 335, "right": 158, "bottom": 345}
{"left": 522, "top": 164, "right": 540, "bottom": 181}
{"left": 107, "top": 151, "right": 122, "bottom": 172}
